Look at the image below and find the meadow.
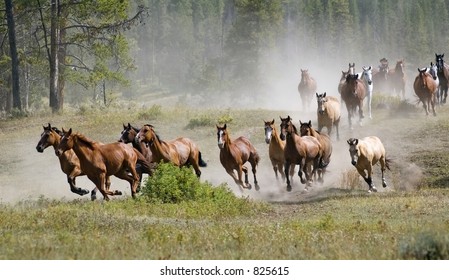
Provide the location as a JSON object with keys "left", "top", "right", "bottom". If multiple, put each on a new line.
{"left": 1, "top": 92, "right": 449, "bottom": 260}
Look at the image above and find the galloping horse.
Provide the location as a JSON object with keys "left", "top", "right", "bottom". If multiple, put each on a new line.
{"left": 338, "top": 70, "right": 349, "bottom": 95}
{"left": 216, "top": 124, "right": 260, "bottom": 191}
{"left": 119, "top": 123, "right": 153, "bottom": 164}
{"left": 136, "top": 124, "right": 207, "bottom": 177}
{"left": 36, "top": 124, "right": 96, "bottom": 198}
{"left": 347, "top": 137, "right": 391, "bottom": 193}
{"left": 413, "top": 68, "right": 437, "bottom": 116}
{"left": 372, "top": 63, "right": 389, "bottom": 93}
{"left": 435, "top": 53, "right": 449, "bottom": 104}
{"left": 299, "top": 120, "right": 332, "bottom": 183}
{"left": 315, "top": 92, "right": 340, "bottom": 140}
{"left": 298, "top": 69, "right": 317, "bottom": 110}
{"left": 264, "top": 119, "right": 295, "bottom": 182}
{"left": 279, "top": 116, "right": 322, "bottom": 192}
{"left": 56, "top": 128, "right": 142, "bottom": 200}
{"left": 340, "top": 73, "right": 366, "bottom": 129}
{"left": 427, "top": 62, "right": 440, "bottom": 103}
{"left": 388, "top": 59, "right": 406, "bottom": 99}
{"left": 359, "top": 66, "right": 374, "bottom": 119}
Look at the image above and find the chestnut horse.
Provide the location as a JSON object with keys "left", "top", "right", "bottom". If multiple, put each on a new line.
{"left": 264, "top": 119, "right": 294, "bottom": 182}
{"left": 56, "top": 128, "right": 142, "bottom": 200}
{"left": 338, "top": 70, "right": 349, "bottom": 96}
{"left": 216, "top": 124, "right": 260, "bottom": 191}
{"left": 347, "top": 137, "right": 391, "bottom": 193}
{"left": 298, "top": 69, "right": 317, "bottom": 110}
{"left": 340, "top": 73, "right": 366, "bottom": 129}
{"left": 413, "top": 68, "right": 437, "bottom": 116}
{"left": 316, "top": 92, "right": 340, "bottom": 140}
{"left": 36, "top": 124, "right": 98, "bottom": 199}
{"left": 435, "top": 53, "right": 449, "bottom": 104}
{"left": 279, "top": 116, "right": 322, "bottom": 192}
{"left": 388, "top": 59, "right": 406, "bottom": 99}
{"left": 299, "top": 120, "right": 332, "bottom": 183}
{"left": 136, "top": 124, "right": 207, "bottom": 177}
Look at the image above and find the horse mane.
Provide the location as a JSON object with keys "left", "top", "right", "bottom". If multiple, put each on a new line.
{"left": 74, "top": 132, "right": 99, "bottom": 150}
{"left": 52, "top": 127, "right": 63, "bottom": 136}
{"left": 143, "top": 124, "right": 162, "bottom": 143}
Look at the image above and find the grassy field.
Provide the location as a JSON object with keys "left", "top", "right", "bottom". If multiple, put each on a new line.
{"left": 1, "top": 93, "right": 449, "bottom": 260}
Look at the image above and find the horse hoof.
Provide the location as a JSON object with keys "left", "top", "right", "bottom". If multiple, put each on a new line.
{"left": 369, "top": 186, "right": 378, "bottom": 193}
{"left": 91, "top": 194, "right": 97, "bottom": 201}
{"left": 286, "top": 185, "right": 292, "bottom": 192}
{"left": 300, "top": 178, "right": 306, "bottom": 184}
{"left": 114, "top": 190, "right": 123, "bottom": 195}
{"left": 382, "top": 182, "right": 387, "bottom": 188}
{"left": 245, "top": 184, "right": 252, "bottom": 190}
{"left": 255, "top": 184, "right": 260, "bottom": 191}
{"left": 80, "top": 189, "right": 90, "bottom": 196}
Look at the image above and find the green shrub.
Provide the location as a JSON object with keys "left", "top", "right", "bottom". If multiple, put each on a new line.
{"left": 142, "top": 162, "right": 237, "bottom": 204}
{"left": 186, "top": 114, "right": 215, "bottom": 129}
{"left": 137, "top": 104, "right": 162, "bottom": 120}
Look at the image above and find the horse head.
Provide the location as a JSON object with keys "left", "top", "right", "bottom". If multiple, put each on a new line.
{"left": 435, "top": 53, "right": 445, "bottom": 72}
{"left": 429, "top": 62, "right": 438, "bottom": 80}
{"left": 362, "top": 66, "right": 373, "bottom": 85}
{"left": 346, "top": 74, "right": 362, "bottom": 97}
{"left": 216, "top": 124, "right": 228, "bottom": 149}
{"left": 316, "top": 92, "right": 327, "bottom": 115}
{"left": 263, "top": 119, "right": 275, "bottom": 144}
{"left": 119, "top": 123, "right": 139, "bottom": 143}
{"left": 299, "top": 120, "right": 313, "bottom": 136}
{"left": 279, "top": 115, "right": 296, "bottom": 140}
{"left": 348, "top": 63, "right": 355, "bottom": 75}
{"left": 347, "top": 138, "right": 359, "bottom": 166}
{"left": 136, "top": 124, "right": 156, "bottom": 146}
{"left": 56, "top": 128, "right": 74, "bottom": 157}
{"left": 36, "top": 123, "right": 57, "bottom": 153}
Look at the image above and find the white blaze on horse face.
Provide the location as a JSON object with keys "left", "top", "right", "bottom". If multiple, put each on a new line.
{"left": 264, "top": 126, "right": 272, "bottom": 144}
{"left": 217, "top": 130, "right": 225, "bottom": 149}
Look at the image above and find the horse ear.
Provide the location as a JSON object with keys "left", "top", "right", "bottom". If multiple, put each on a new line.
{"left": 271, "top": 119, "right": 275, "bottom": 125}
{"left": 224, "top": 123, "right": 227, "bottom": 129}
{"left": 354, "top": 139, "right": 358, "bottom": 145}
{"left": 308, "top": 120, "right": 311, "bottom": 126}
{"left": 127, "top": 123, "right": 131, "bottom": 128}
{"left": 323, "top": 92, "right": 326, "bottom": 97}
{"left": 316, "top": 92, "right": 319, "bottom": 97}
{"left": 347, "top": 139, "right": 351, "bottom": 145}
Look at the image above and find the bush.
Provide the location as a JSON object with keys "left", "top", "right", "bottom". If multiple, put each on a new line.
{"left": 399, "top": 232, "right": 449, "bottom": 259}
{"left": 142, "top": 162, "right": 237, "bottom": 204}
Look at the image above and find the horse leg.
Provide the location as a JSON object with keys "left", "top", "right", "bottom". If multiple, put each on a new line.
{"left": 227, "top": 167, "right": 247, "bottom": 191}
{"left": 431, "top": 95, "right": 437, "bottom": 116}
{"left": 298, "top": 158, "right": 307, "bottom": 185}
{"left": 249, "top": 161, "right": 259, "bottom": 191}
{"left": 67, "top": 173, "right": 89, "bottom": 196}
{"left": 358, "top": 101, "right": 364, "bottom": 126}
{"left": 284, "top": 161, "right": 292, "bottom": 192}
{"left": 92, "top": 174, "right": 110, "bottom": 201}
{"left": 242, "top": 165, "right": 252, "bottom": 189}
{"left": 347, "top": 106, "right": 353, "bottom": 130}
{"left": 368, "top": 91, "right": 372, "bottom": 119}
{"left": 380, "top": 158, "right": 388, "bottom": 188}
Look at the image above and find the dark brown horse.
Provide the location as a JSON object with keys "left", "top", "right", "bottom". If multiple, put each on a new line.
{"left": 340, "top": 73, "right": 366, "bottom": 129}
{"left": 372, "top": 63, "right": 389, "bottom": 93}
{"left": 338, "top": 70, "right": 349, "bottom": 95}
{"left": 279, "top": 116, "right": 322, "bottom": 192}
{"left": 217, "top": 124, "right": 260, "bottom": 191}
{"left": 36, "top": 123, "right": 100, "bottom": 199}
{"left": 56, "top": 128, "right": 142, "bottom": 200}
{"left": 299, "top": 120, "right": 332, "bottom": 183}
{"left": 388, "top": 59, "right": 406, "bottom": 99}
{"left": 435, "top": 53, "right": 449, "bottom": 104}
{"left": 298, "top": 69, "right": 317, "bottom": 110}
{"left": 413, "top": 68, "right": 437, "bottom": 116}
{"left": 136, "top": 124, "right": 207, "bottom": 177}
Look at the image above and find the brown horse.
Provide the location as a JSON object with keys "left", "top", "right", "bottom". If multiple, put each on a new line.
{"left": 347, "top": 136, "right": 391, "bottom": 193}
{"left": 315, "top": 92, "right": 341, "bottom": 141}
{"left": 279, "top": 116, "right": 322, "bottom": 192}
{"left": 136, "top": 124, "right": 207, "bottom": 177}
{"left": 298, "top": 69, "right": 317, "bottom": 110}
{"left": 372, "top": 63, "right": 389, "bottom": 93}
{"left": 264, "top": 119, "right": 294, "bottom": 182}
{"left": 413, "top": 68, "right": 437, "bottom": 116}
{"left": 299, "top": 120, "right": 332, "bottom": 183}
{"left": 217, "top": 124, "right": 260, "bottom": 191}
{"left": 36, "top": 123, "right": 100, "bottom": 199}
{"left": 388, "top": 59, "right": 406, "bottom": 99}
{"left": 338, "top": 70, "right": 349, "bottom": 95}
{"left": 340, "top": 73, "right": 366, "bottom": 129}
{"left": 56, "top": 128, "right": 142, "bottom": 200}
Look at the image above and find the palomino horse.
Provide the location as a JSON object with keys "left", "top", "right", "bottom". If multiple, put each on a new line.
{"left": 359, "top": 66, "right": 374, "bottom": 119}
{"left": 264, "top": 119, "right": 294, "bottom": 182}
{"left": 298, "top": 69, "right": 317, "bottom": 110}
{"left": 36, "top": 124, "right": 97, "bottom": 199}
{"left": 435, "top": 53, "right": 449, "bottom": 104}
{"left": 388, "top": 59, "right": 406, "bottom": 99}
{"left": 413, "top": 68, "right": 437, "bottom": 116}
{"left": 340, "top": 73, "right": 366, "bottom": 129}
{"left": 347, "top": 136, "right": 391, "bottom": 193}
{"left": 372, "top": 63, "right": 389, "bottom": 93}
{"left": 279, "top": 116, "right": 322, "bottom": 192}
{"left": 427, "top": 62, "right": 440, "bottom": 103}
{"left": 216, "top": 124, "right": 260, "bottom": 191}
{"left": 299, "top": 120, "right": 332, "bottom": 183}
{"left": 56, "top": 128, "right": 142, "bottom": 200}
{"left": 136, "top": 124, "right": 207, "bottom": 177}
{"left": 316, "top": 92, "right": 340, "bottom": 140}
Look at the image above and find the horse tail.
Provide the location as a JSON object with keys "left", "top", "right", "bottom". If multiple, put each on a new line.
{"left": 134, "top": 148, "right": 155, "bottom": 175}
{"left": 385, "top": 157, "right": 392, "bottom": 171}
{"left": 198, "top": 151, "right": 207, "bottom": 167}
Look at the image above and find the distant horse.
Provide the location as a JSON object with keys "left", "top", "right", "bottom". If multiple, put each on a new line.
{"left": 36, "top": 123, "right": 97, "bottom": 199}
{"left": 358, "top": 66, "right": 374, "bottom": 119}
{"left": 56, "top": 128, "right": 142, "bottom": 200}
{"left": 263, "top": 119, "right": 295, "bottom": 182}
{"left": 338, "top": 70, "right": 349, "bottom": 95}
{"left": 388, "top": 59, "right": 406, "bottom": 99}
{"left": 279, "top": 116, "right": 322, "bottom": 192}
{"left": 136, "top": 124, "right": 207, "bottom": 177}
{"left": 348, "top": 63, "right": 356, "bottom": 75}
{"left": 298, "top": 69, "right": 317, "bottom": 110}
{"left": 413, "top": 68, "right": 437, "bottom": 116}
{"left": 315, "top": 92, "right": 340, "bottom": 140}
{"left": 427, "top": 62, "right": 440, "bottom": 103}
{"left": 216, "top": 124, "right": 260, "bottom": 191}
{"left": 372, "top": 63, "right": 389, "bottom": 93}
{"left": 340, "top": 73, "right": 366, "bottom": 129}
{"left": 435, "top": 53, "right": 449, "bottom": 104}
{"left": 299, "top": 120, "right": 332, "bottom": 183}
{"left": 347, "top": 136, "right": 391, "bottom": 193}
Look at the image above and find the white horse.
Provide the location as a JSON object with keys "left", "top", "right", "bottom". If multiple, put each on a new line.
{"left": 427, "top": 62, "right": 440, "bottom": 103}
{"left": 357, "top": 66, "right": 373, "bottom": 119}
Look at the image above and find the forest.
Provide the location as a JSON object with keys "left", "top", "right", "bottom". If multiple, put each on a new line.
{"left": 0, "top": 0, "right": 448, "bottom": 115}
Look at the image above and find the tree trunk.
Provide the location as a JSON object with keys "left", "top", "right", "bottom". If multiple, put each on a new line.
{"left": 5, "top": 0, "right": 21, "bottom": 111}
{"left": 49, "top": 0, "right": 60, "bottom": 113}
